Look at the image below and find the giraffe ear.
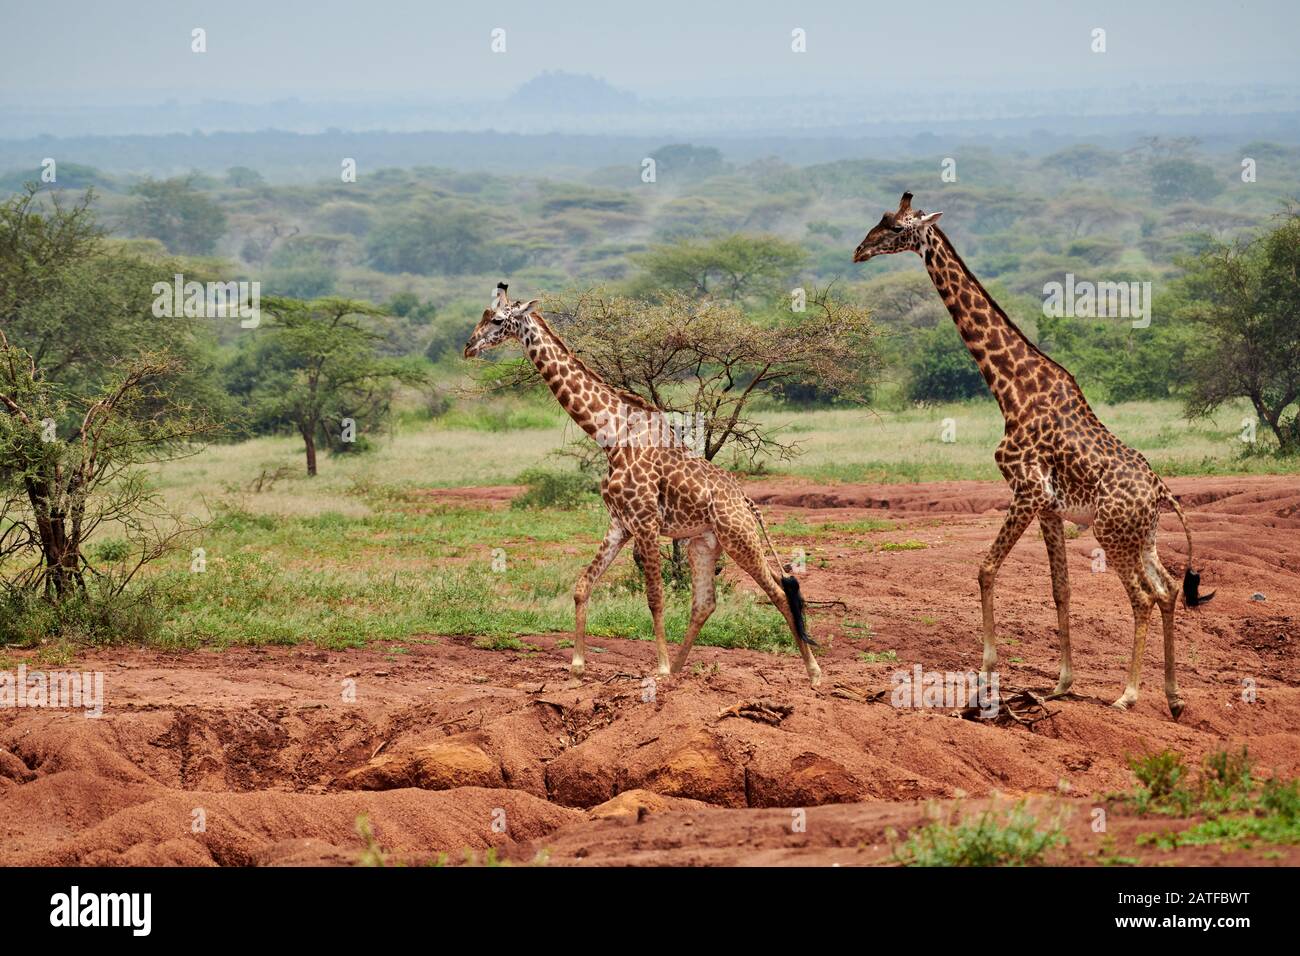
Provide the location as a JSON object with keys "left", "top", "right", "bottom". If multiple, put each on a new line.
{"left": 919, "top": 211, "right": 943, "bottom": 225}
{"left": 518, "top": 299, "right": 541, "bottom": 314}
{"left": 482, "top": 309, "right": 494, "bottom": 321}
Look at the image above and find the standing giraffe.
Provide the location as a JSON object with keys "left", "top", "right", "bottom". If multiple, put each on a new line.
{"left": 463, "top": 283, "right": 822, "bottom": 685}
{"left": 853, "top": 193, "right": 1211, "bottom": 717}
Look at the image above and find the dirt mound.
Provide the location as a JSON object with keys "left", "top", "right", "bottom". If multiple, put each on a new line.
{"left": 11, "top": 784, "right": 578, "bottom": 866}
{"left": 2, "top": 475, "right": 1298, "bottom": 866}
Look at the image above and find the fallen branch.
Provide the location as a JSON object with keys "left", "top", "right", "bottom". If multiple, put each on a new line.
{"left": 830, "top": 684, "right": 889, "bottom": 704}
{"left": 805, "top": 599, "right": 849, "bottom": 612}
{"left": 961, "top": 687, "right": 1059, "bottom": 730}
{"left": 717, "top": 699, "right": 794, "bottom": 726}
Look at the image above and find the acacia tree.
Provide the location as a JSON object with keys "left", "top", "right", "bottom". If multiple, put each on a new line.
{"left": 629, "top": 235, "right": 807, "bottom": 304}
{"left": 0, "top": 185, "right": 219, "bottom": 613}
{"left": 125, "top": 175, "right": 227, "bottom": 255}
{"left": 0, "top": 334, "right": 211, "bottom": 599}
{"left": 1176, "top": 210, "right": 1300, "bottom": 452}
{"left": 247, "top": 297, "right": 426, "bottom": 475}
{"left": 488, "top": 288, "right": 880, "bottom": 466}
{"left": 0, "top": 185, "right": 204, "bottom": 392}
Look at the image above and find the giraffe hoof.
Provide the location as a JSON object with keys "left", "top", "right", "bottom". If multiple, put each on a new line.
{"left": 570, "top": 660, "right": 585, "bottom": 678}
{"left": 1168, "top": 698, "right": 1186, "bottom": 720}
{"left": 1110, "top": 697, "right": 1133, "bottom": 712}
{"left": 808, "top": 668, "right": 823, "bottom": 688}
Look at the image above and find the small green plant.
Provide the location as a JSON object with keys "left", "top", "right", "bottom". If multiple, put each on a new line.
{"left": 892, "top": 802, "right": 1066, "bottom": 866}
{"left": 1123, "top": 747, "right": 1300, "bottom": 853}
{"left": 1127, "top": 749, "right": 1189, "bottom": 805}
{"left": 472, "top": 635, "right": 540, "bottom": 652}
{"left": 877, "top": 539, "right": 927, "bottom": 552}
{"left": 90, "top": 538, "right": 132, "bottom": 563}
{"left": 1201, "top": 746, "right": 1253, "bottom": 802}
{"left": 857, "top": 650, "right": 898, "bottom": 663}
{"left": 463, "top": 847, "right": 509, "bottom": 867}
{"left": 356, "top": 814, "right": 387, "bottom": 867}
{"left": 511, "top": 468, "right": 598, "bottom": 510}
{"left": 1126, "top": 747, "right": 1262, "bottom": 816}
{"left": 1262, "top": 777, "right": 1300, "bottom": 820}
{"left": 1138, "top": 812, "right": 1300, "bottom": 851}
{"left": 827, "top": 518, "right": 897, "bottom": 533}
{"left": 1094, "top": 835, "right": 1139, "bottom": 867}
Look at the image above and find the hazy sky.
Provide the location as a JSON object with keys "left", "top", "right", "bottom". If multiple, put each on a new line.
{"left": 3, "top": 0, "right": 1297, "bottom": 102}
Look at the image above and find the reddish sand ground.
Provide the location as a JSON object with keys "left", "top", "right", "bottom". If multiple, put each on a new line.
{"left": 1, "top": 474, "right": 1297, "bottom": 866}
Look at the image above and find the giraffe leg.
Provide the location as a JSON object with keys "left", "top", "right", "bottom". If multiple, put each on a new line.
{"left": 717, "top": 529, "right": 821, "bottom": 686}
{"left": 1039, "top": 513, "right": 1074, "bottom": 697}
{"left": 670, "top": 532, "right": 721, "bottom": 675}
{"left": 635, "top": 535, "right": 672, "bottom": 676}
{"left": 572, "top": 520, "right": 628, "bottom": 677}
{"left": 1110, "top": 552, "right": 1155, "bottom": 711}
{"left": 1143, "top": 541, "right": 1184, "bottom": 719}
{"left": 978, "top": 497, "right": 1039, "bottom": 677}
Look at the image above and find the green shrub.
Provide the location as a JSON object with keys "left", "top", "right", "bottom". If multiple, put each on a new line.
{"left": 0, "top": 582, "right": 165, "bottom": 646}
{"left": 1128, "top": 749, "right": 1188, "bottom": 801}
{"left": 894, "top": 802, "right": 1066, "bottom": 866}
{"left": 1261, "top": 778, "right": 1300, "bottom": 820}
{"left": 905, "top": 324, "right": 987, "bottom": 402}
{"left": 511, "top": 468, "right": 599, "bottom": 510}
{"left": 1201, "top": 747, "right": 1253, "bottom": 799}
{"left": 90, "top": 538, "right": 132, "bottom": 563}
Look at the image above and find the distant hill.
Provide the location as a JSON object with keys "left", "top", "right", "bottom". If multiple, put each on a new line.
{"left": 508, "top": 72, "right": 638, "bottom": 113}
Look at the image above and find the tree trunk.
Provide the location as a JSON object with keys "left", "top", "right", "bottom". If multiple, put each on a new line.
{"left": 36, "top": 513, "right": 83, "bottom": 598}
{"left": 302, "top": 427, "right": 318, "bottom": 476}
{"left": 26, "top": 478, "right": 84, "bottom": 599}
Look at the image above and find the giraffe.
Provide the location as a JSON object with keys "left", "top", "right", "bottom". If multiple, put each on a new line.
{"left": 463, "top": 283, "right": 822, "bottom": 685}
{"left": 853, "top": 193, "right": 1212, "bottom": 718}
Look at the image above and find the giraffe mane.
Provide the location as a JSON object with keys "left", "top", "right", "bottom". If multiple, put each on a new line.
{"left": 931, "top": 226, "right": 1083, "bottom": 389}
{"left": 528, "top": 310, "right": 660, "bottom": 414}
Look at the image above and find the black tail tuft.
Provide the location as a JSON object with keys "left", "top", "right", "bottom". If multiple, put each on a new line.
{"left": 1183, "top": 568, "right": 1215, "bottom": 607}
{"left": 780, "top": 575, "right": 818, "bottom": 646}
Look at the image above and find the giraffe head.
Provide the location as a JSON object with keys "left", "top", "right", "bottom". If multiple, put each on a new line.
{"left": 852, "top": 192, "right": 943, "bottom": 263}
{"left": 463, "top": 282, "right": 541, "bottom": 358}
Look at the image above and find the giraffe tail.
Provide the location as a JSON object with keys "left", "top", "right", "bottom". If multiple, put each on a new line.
{"left": 746, "top": 497, "right": 817, "bottom": 646}
{"left": 1161, "top": 486, "right": 1214, "bottom": 607}
{"left": 780, "top": 574, "right": 816, "bottom": 646}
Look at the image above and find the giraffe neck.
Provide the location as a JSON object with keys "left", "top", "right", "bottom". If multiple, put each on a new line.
{"left": 921, "top": 227, "right": 1049, "bottom": 417}
{"left": 520, "top": 315, "right": 627, "bottom": 450}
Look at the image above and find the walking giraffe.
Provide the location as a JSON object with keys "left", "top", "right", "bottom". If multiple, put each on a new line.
{"left": 853, "top": 193, "right": 1212, "bottom": 717}
{"left": 463, "top": 283, "right": 822, "bottom": 685}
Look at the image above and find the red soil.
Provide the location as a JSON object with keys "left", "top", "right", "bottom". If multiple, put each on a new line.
{"left": 1, "top": 475, "right": 1297, "bottom": 866}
